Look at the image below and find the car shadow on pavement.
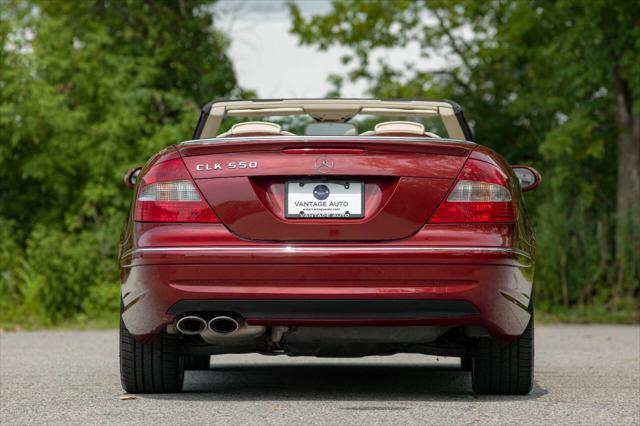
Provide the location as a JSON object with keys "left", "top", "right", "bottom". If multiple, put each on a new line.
{"left": 143, "top": 363, "right": 548, "bottom": 402}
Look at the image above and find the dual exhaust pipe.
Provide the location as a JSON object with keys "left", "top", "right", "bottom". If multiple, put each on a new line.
{"left": 176, "top": 315, "right": 240, "bottom": 335}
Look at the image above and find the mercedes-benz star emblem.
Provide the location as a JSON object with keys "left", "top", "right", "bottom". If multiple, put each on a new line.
{"left": 315, "top": 156, "right": 334, "bottom": 173}
{"left": 313, "top": 184, "right": 330, "bottom": 200}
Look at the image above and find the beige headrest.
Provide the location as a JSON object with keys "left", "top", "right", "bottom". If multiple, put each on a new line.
{"left": 374, "top": 121, "right": 425, "bottom": 135}
{"left": 230, "top": 121, "right": 281, "bottom": 135}
{"left": 218, "top": 121, "right": 281, "bottom": 137}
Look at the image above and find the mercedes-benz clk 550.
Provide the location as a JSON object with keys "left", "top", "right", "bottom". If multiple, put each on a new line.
{"left": 119, "top": 99, "right": 540, "bottom": 394}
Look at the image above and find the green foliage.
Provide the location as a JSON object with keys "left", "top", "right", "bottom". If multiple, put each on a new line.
{"left": 1, "top": 0, "right": 638, "bottom": 328}
{"left": 289, "top": 0, "right": 640, "bottom": 316}
{"left": 0, "top": 0, "right": 239, "bottom": 327}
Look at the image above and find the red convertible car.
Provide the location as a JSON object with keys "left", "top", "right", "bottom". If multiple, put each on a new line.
{"left": 119, "top": 99, "right": 540, "bottom": 394}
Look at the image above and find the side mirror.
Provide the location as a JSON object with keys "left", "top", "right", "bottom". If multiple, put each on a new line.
{"left": 124, "top": 167, "right": 142, "bottom": 189}
{"left": 512, "top": 166, "right": 541, "bottom": 192}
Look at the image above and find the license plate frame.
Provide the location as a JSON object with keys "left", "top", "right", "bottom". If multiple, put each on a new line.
{"left": 285, "top": 179, "right": 365, "bottom": 219}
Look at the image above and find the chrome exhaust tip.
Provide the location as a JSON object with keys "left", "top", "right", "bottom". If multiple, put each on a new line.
{"left": 176, "top": 315, "right": 207, "bottom": 335}
{"left": 208, "top": 316, "right": 240, "bottom": 334}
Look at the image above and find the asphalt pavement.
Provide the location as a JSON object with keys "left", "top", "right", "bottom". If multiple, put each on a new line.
{"left": 1, "top": 325, "right": 639, "bottom": 425}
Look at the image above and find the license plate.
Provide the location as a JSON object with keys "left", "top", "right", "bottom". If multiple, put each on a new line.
{"left": 285, "top": 180, "right": 364, "bottom": 218}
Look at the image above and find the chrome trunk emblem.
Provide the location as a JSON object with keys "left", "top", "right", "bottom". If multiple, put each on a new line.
{"left": 315, "top": 156, "right": 334, "bottom": 173}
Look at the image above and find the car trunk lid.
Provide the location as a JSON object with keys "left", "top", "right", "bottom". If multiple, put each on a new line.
{"left": 179, "top": 137, "right": 472, "bottom": 242}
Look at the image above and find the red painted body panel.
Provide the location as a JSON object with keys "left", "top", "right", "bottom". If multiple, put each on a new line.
{"left": 178, "top": 137, "right": 471, "bottom": 158}
{"left": 196, "top": 176, "right": 454, "bottom": 241}
{"left": 119, "top": 138, "right": 536, "bottom": 346}
{"left": 181, "top": 140, "right": 469, "bottom": 241}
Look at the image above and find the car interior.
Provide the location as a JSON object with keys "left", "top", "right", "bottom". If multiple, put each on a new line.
{"left": 216, "top": 120, "right": 442, "bottom": 138}
{"left": 197, "top": 99, "right": 469, "bottom": 140}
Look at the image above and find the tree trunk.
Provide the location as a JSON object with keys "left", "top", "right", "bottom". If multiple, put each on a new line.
{"left": 613, "top": 74, "right": 640, "bottom": 294}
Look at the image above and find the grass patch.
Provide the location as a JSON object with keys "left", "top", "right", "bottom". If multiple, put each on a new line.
{"left": 536, "top": 302, "right": 639, "bottom": 324}
{"left": 0, "top": 311, "right": 119, "bottom": 332}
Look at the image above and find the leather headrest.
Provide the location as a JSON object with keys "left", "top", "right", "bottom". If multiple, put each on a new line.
{"left": 374, "top": 121, "right": 425, "bottom": 135}
{"left": 218, "top": 121, "right": 282, "bottom": 137}
{"left": 230, "top": 121, "right": 281, "bottom": 135}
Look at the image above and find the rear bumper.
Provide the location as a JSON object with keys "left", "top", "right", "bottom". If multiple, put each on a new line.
{"left": 120, "top": 245, "right": 533, "bottom": 342}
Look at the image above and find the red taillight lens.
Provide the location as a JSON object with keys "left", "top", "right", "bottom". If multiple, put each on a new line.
{"left": 133, "top": 158, "right": 219, "bottom": 223}
{"left": 430, "top": 158, "right": 514, "bottom": 223}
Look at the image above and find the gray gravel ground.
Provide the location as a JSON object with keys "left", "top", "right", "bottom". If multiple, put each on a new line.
{"left": 1, "top": 325, "right": 639, "bottom": 425}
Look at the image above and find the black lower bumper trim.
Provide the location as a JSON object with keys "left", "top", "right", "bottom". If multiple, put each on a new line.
{"left": 167, "top": 299, "right": 479, "bottom": 320}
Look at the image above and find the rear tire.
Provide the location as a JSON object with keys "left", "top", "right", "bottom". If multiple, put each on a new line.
{"left": 184, "top": 356, "right": 210, "bottom": 370}
{"left": 119, "top": 315, "right": 184, "bottom": 393}
{"left": 471, "top": 311, "right": 534, "bottom": 395}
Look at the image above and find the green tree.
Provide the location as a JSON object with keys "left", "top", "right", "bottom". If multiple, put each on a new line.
{"left": 289, "top": 0, "right": 639, "bottom": 312}
{"left": 0, "top": 0, "right": 239, "bottom": 325}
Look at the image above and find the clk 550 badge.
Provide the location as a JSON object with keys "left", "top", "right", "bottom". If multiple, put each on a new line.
{"left": 195, "top": 161, "right": 258, "bottom": 171}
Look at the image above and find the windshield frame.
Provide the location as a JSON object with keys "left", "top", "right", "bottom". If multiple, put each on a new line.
{"left": 193, "top": 98, "right": 474, "bottom": 141}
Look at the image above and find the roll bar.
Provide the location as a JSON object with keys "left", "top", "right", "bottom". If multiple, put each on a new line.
{"left": 193, "top": 98, "right": 474, "bottom": 141}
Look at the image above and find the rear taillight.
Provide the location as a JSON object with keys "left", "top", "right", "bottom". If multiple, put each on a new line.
{"left": 430, "top": 158, "right": 514, "bottom": 223}
{"left": 133, "top": 158, "right": 219, "bottom": 223}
